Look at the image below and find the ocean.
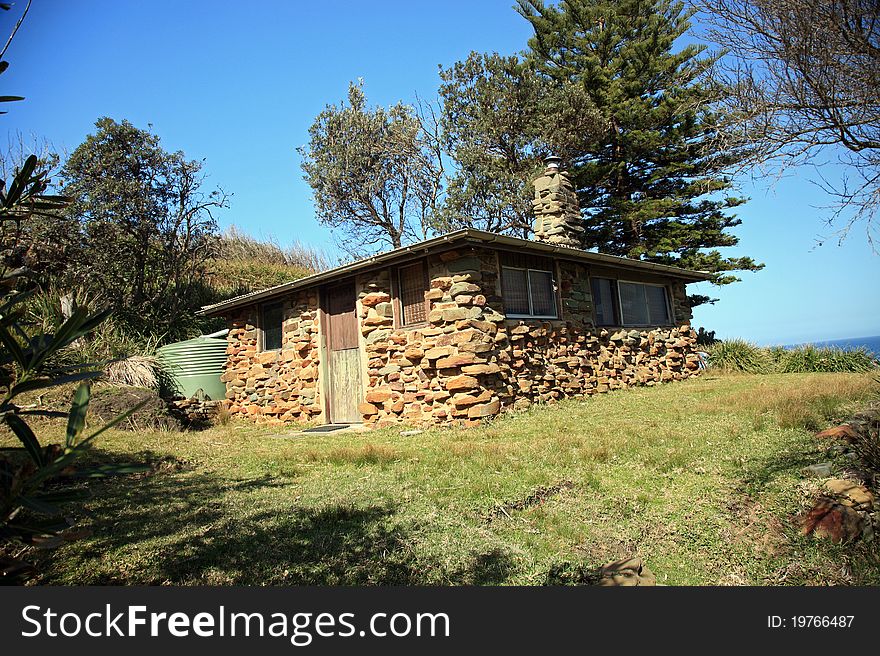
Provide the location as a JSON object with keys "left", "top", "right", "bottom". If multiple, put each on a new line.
{"left": 785, "top": 335, "right": 880, "bottom": 356}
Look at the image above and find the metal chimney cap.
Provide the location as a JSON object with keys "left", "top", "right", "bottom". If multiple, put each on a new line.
{"left": 544, "top": 155, "right": 563, "bottom": 170}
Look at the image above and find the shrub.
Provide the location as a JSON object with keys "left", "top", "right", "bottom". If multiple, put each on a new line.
{"left": 705, "top": 339, "right": 770, "bottom": 373}
{"left": 706, "top": 339, "right": 878, "bottom": 375}
{"left": 776, "top": 344, "right": 877, "bottom": 373}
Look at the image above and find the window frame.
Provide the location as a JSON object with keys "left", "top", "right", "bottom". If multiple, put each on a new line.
{"left": 591, "top": 276, "right": 673, "bottom": 328}
{"left": 617, "top": 279, "right": 672, "bottom": 327}
{"left": 501, "top": 265, "right": 559, "bottom": 320}
{"left": 260, "top": 300, "right": 284, "bottom": 352}
{"left": 394, "top": 259, "right": 430, "bottom": 329}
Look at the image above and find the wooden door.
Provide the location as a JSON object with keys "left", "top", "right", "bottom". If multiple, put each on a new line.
{"left": 324, "top": 282, "right": 362, "bottom": 424}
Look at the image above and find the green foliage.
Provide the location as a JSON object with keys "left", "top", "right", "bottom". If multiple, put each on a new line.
{"left": 517, "top": 0, "right": 763, "bottom": 283}
{"left": 435, "top": 0, "right": 763, "bottom": 305}
{"left": 437, "top": 52, "right": 603, "bottom": 235}
{"left": 707, "top": 339, "right": 878, "bottom": 374}
{"left": 299, "top": 81, "right": 443, "bottom": 256}
{"left": 705, "top": 338, "right": 769, "bottom": 373}
{"left": 206, "top": 226, "right": 329, "bottom": 298}
{"left": 776, "top": 345, "right": 877, "bottom": 374}
{"left": 0, "top": 292, "right": 149, "bottom": 582}
{"left": 0, "top": 42, "right": 148, "bottom": 577}
{"left": 60, "top": 118, "right": 228, "bottom": 342}
{"left": 695, "top": 327, "right": 719, "bottom": 346}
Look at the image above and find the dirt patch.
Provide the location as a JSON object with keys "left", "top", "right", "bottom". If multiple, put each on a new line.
{"left": 16, "top": 384, "right": 183, "bottom": 432}
{"left": 89, "top": 386, "right": 183, "bottom": 431}
{"left": 724, "top": 496, "right": 788, "bottom": 557}
{"left": 485, "top": 480, "right": 574, "bottom": 523}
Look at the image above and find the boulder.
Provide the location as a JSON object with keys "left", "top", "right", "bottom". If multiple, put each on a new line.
{"left": 815, "top": 425, "right": 858, "bottom": 441}
{"left": 597, "top": 557, "right": 656, "bottom": 587}
{"left": 823, "top": 479, "right": 875, "bottom": 510}
{"left": 800, "top": 499, "right": 865, "bottom": 542}
{"left": 802, "top": 462, "right": 833, "bottom": 478}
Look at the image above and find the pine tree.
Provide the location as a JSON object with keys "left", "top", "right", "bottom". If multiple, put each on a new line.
{"left": 516, "top": 0, "right": 762, "bottom": 294}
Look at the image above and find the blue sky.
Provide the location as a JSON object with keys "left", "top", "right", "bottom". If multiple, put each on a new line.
{"left": 3, "top": 0, "right": 878, "bottom": 344}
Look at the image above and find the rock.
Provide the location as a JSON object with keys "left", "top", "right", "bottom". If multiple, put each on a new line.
{"left": 424, "top": 346, "right": 453, "bottom": 360}
{"left": 802, "top": 462, "right": 834, "bottom": 478}
{"left": 597, "top": 557, "right": 656, "bottom": 586}
{"left": 815, "top": 424, "right": 859, "bottom": 441}
{"left": 461, "top": 363, "right": 501, "bottom": 375}
{"left": 449, "top": 281, "right": 481, "bottom": 298}
{"left": 365, "top": 389, "right": 392, "bottom": 404}
{"left": 358, "top": 402, "right": 378, "bottom": 416}
{"left": 800, "top": 499, "right": 865, "bottom": 542}
{"left": 361, "top": 293, "right": 390, "bottom": 307}
{"left": 399, "top": 430, "right": 423, "bottom": 437}
{"left": 445, "top": 375, "right": 479, "bottom": 391}
{"left": 823, "top": 479, "right": 875, "bottom": 509}
{"left": 365, "top": 329, "right": 391, "bottom": 345}
{"left": 441, "top": 307, "right": 470, "bottom": 322}
{"left": 467, "top": 398, "right": 500, "bottom": 418}
{"left": 403, "top": 347, "right": 424, "bottom": 360}
{"left": 436, "top": 354, "right": 476, "bottom": 369}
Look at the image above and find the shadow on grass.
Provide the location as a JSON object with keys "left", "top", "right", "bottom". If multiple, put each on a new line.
{"left": 35, "top": 451, "right": 515, "bottom": 586}
{"left": 737, "top": 446, "right": 822, "bottom": 492}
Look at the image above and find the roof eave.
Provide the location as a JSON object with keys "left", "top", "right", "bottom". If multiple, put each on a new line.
{"left": 198, "top": 228, "right": 712, "bottom": 317}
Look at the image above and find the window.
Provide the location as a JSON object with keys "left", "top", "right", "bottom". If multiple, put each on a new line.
{"left": 397, "top": 261, "right": 428, "bottom": 326}
{"left": 261, "top": 301, "right": 283, "bottom": 350}
{"left": 591, "top": 277, "right": 618, "bottom": 326}
{"left": 590, "top": 278, "right": 671, "bottom": 327}
{"left": 501, "top": 263, "right": 558, "bottom": 319}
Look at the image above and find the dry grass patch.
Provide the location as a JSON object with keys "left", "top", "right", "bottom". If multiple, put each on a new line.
{"left": 303, "top": 443, "right": 399, "bottom": 466}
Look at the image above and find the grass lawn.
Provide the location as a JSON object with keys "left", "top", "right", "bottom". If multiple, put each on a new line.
{"left": 9, "top": 372, "right": 880, "bottom": 585}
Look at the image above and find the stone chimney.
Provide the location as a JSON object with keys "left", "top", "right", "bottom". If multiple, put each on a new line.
{"left": 531, "top": 156, "right": 584, "bottom": 248}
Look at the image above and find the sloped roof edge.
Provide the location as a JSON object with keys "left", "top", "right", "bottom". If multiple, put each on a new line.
{"left": 198, "top": 228, "right": 712, "bottom": 317}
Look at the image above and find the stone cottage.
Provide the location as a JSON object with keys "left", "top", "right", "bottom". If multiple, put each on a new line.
{"left": 199, "top": 159, "right": 710, "bottom": 427}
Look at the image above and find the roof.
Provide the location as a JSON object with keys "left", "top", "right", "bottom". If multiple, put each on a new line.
{"left": 199, "top": 228, "right": 712, "bottom": 317}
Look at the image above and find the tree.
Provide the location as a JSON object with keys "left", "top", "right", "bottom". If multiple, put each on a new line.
{"left": 438, "top": 52, "right": 603, "bottom": 236}
{"left": 697, "top": 0, "right": 880, "bottom": 248}
{"left": 299, "top": 81, "right": 443, "bottom": 256}
{"left": 61, "top": 118, "right": 226, "bottom": 339}
{"left": 513, "top": 0, "right": 762, "bottom": 294}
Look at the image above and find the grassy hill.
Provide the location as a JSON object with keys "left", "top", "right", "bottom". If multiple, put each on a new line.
{"left": 8, "top": 372, "right": 878, "bottom": 586}
{"left": 205, "top": 227, "right": 334, "bottom": 301}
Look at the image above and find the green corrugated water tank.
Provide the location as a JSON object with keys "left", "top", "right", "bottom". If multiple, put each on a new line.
{"left": 157, "top": 329, "right": 228, "bottom": 400}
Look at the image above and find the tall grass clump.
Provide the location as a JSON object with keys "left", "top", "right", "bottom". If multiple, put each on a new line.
{"left": 705, "top": 339, "right": 769, "bottom": 373}
{"left": 206, "top": 226, "right": 335, "bottom": 299}
{"left": 103, "top": 355, "right": 163, "bottom": 391}
{"left": 23, "top": 285, "right": 164, "bottom": 370}
{"left": 217, "top": 226, "right": 333, "bottom": 272}
{"left": 777, "top": 344, "right": 877, "bottom": 373}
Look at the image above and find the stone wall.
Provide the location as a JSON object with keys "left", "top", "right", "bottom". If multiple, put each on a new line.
{"left": 222, "top": 289, "right": 323, "bottom": 424}
{"left": 358, "top": 248, "right": 505, "bottom": 428}
{"left": 220, "top": 246, "right": 700, "bottom": 427}
{"left": 355, "top": 247, "right": 699, "bottom": 426}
